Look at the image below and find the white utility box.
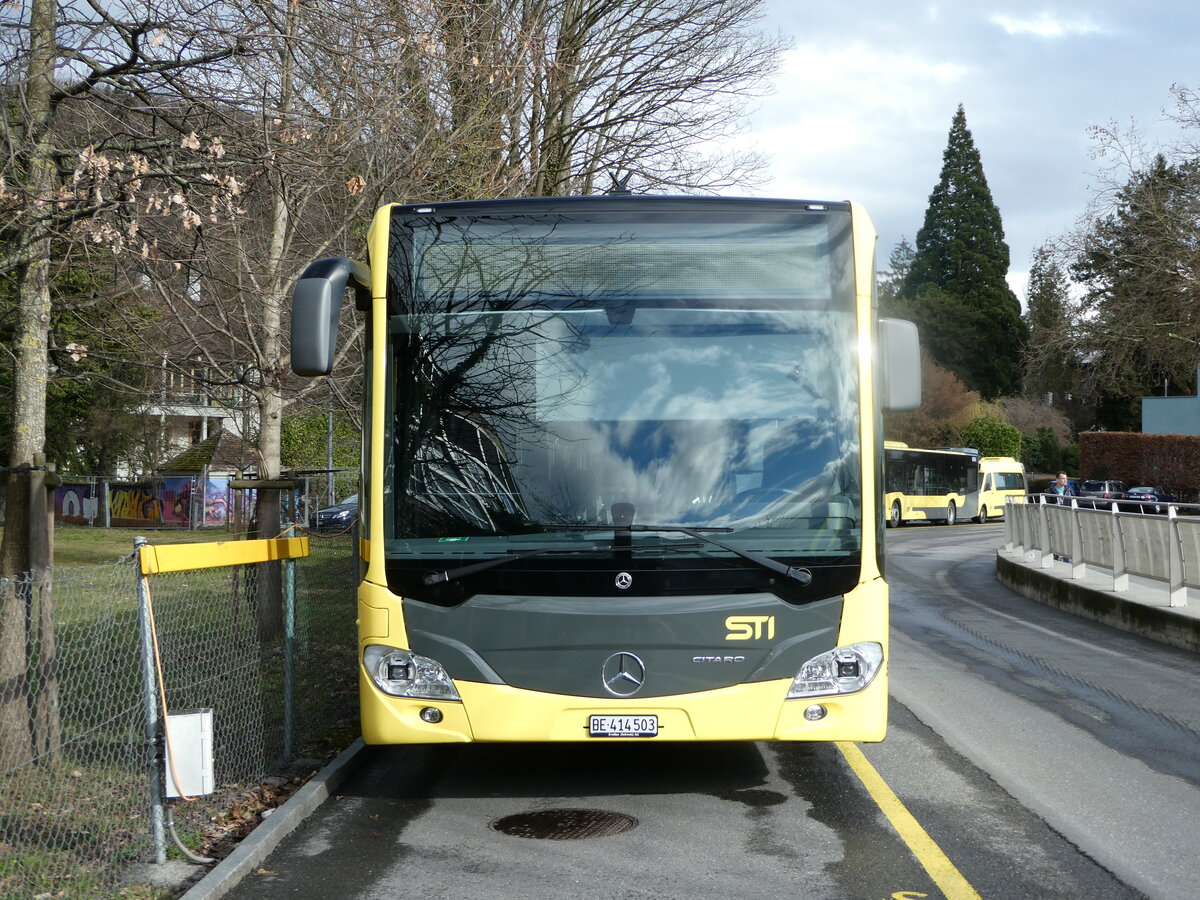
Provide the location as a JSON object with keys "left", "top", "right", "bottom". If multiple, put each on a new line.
{"left": 164, "top": 708, "right": 215, "bottom": 798}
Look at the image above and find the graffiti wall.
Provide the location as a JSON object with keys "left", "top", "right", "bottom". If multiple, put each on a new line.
{"left": 201, "top": 476, "right": 231, "bottom": 527}
{"left": 54, "top": 483, "right": 101, "bottom": 526}
{"left": 108, "top": 482, "right": 167, "bottom": 528}
{"left": 52, "top": 473, "right": 241, "bottom": 529}
{"left": 162, "top": 477, "right": 194, "bottom": 526}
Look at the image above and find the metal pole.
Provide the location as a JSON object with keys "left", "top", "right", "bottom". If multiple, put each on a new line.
{"left": 1167, "top": 506, "right": 1186, "bottom": 607}
{"left": 327, "top": 381, "right": 335, "bottom": 507}
{"left": 282, "top": 524, "right": 296, "bottom": 763}
{"left": 134, "top": 536, "right": 167, "bottom": 863}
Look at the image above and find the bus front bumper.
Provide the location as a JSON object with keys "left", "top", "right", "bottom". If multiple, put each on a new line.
{"left": 358, "top": 669, "right": 887, "bottom": 744}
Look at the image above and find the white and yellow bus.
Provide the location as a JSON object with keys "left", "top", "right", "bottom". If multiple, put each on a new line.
{"left": 884, "top": 443, "right": 1025, "bottom": 526}
{"left": 976, "top": 456, "right": 1027, "bottom": 522}
{"left": 290, "top": 195, "right": 920, "bottom": 744}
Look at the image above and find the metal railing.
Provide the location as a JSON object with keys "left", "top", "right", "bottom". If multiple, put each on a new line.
{"left": 1004, "top": 495, "right": 1200, "bottom": 606}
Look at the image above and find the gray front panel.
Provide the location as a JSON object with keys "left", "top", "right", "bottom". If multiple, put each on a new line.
{"left": 405, "top": 592, "right": 843, "bottom": 698}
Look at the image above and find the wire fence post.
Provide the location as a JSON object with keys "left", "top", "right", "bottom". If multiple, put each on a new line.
{"left": 134, "top": 535, "right": 167, "bottom": 864}
{"left": 283, "top": 525, "right": 297, "bottom": 764}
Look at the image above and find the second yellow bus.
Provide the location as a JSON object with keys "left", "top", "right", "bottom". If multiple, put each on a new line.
{"left": 884, "top": 443, "right": 1025, "bottom": 526}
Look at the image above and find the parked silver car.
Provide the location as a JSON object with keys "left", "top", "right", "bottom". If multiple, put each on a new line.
{"left": 1078, "top": 479, "right": 1128, "bottom": 510}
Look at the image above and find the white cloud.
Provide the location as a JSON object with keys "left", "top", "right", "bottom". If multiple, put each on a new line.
{"left": 773, "top": 42, "right": 968, "bottom": 113}
{"left": 1006, "top": 271, "right": 1030, "bottom": 307}
{"left": 729, "top": 42, "right": 970, "bottom": 231}
{"left": 745, "top": 43, "right": 969, "bottom": 171}
{"left": 990, "top": 11, "right": 1107, "bottom": 39}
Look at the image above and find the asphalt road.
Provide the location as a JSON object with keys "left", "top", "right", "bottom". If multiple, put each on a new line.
{"left": 885, "top": 523, "right": 1200, "bottom": 899}
{"left": 222, "top": 523, "right": 1199, "bottom": 899}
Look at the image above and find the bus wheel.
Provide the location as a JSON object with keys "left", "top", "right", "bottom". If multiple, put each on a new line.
{"left": 977, "top": 505, "right": 987, "bottom": 523}
{"left": 889, "top": 501, "right": 902, "bottom": 528}
{"left": 944, "top": 502, "right": 957, "bottom": 526}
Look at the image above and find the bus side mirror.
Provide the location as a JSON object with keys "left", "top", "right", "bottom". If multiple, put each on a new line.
{"left": 879, "top": 318, "right": 921, "bottom": 411}
{"left": 291, "top": 257, "right": 370, "bottom": 376}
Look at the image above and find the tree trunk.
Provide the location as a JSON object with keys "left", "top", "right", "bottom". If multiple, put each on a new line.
{"left": 30, "top": 463, "right": 59, "bottom": 761}
{"left": 252, "top": 382, "right": 285, "bottom": 641}
{"left": 0, "top": 501, "right": 33, "bottom": 768}
{"left": 0, "top": 0, "right": 59, "bottom": 772}
{"left": 252, "top": 1, "right": 296, "bottom": 642}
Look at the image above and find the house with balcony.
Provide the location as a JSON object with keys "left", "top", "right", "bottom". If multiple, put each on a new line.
{"left": 136, "top": 354, "right": 258, "bottom": 474}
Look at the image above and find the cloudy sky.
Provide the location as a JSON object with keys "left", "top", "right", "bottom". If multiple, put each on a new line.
{"left": 735, "top": 1, "right": 1200, "bottom": 301}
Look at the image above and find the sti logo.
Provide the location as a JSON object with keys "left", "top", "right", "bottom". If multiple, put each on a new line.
{"left": 725, "top": 615, "right": 775, "bottom": 641}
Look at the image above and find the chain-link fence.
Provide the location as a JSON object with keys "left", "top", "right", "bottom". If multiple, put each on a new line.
{"left": 0, "top": 530, "right": 358, "bottom": 898}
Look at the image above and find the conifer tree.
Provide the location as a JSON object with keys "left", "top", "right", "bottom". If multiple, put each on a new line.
{"left": 877, "top": 237, "right": 915, "bottom": 319}
{"left": 901, "top": 105, "right": 1028, "bottom": 398}
{"left": 1022, "top": 244, "right": 1078, "bottom": 405}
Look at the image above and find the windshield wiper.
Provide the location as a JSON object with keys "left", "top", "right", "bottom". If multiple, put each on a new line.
{"left": 423, "top": 539, "right": 703, "bottom": 586}
{"left": 642, "top": 525, "right": 813, "bottom": 586}
{"left": 556, "top": 511, "right": 813, "bottom": 587}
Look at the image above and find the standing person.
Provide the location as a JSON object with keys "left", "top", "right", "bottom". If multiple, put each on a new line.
{"left": 1046, "top": 471, "right": 1077, "bottom": 505}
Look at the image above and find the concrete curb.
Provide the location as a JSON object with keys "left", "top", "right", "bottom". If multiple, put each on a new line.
{"left": 180, "top": 738, "right": 367, "bottom": 900}
{"left": 995, "top": 551, "right": 1200, "bottom": 654}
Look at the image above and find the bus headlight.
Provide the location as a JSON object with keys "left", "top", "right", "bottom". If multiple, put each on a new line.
{"left": 363, "top": 644, "right": 461, "bottom": 701}
{"left": 787, "top": 642, "right": 883, "bottom": 699}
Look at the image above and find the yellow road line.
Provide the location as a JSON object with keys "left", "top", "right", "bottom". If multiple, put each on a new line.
{"left": 837, "top": 742, "right": 984, "bottom": 900}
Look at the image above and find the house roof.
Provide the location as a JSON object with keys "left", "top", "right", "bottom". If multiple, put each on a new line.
{"left": 161, "top": 428, "right": 256, "bottom": 474}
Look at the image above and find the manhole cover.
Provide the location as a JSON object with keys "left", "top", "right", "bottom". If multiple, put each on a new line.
{"left": 491, "top": 808, "right": 638, "bottom": 840}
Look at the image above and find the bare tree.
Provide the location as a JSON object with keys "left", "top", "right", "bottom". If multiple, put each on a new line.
{"left": 104, "top": 0, "right": 391, "bottom": 637}
{"left": 120, "top": 0, "right": 786, "bottom": 494}
{"left": 1069, "top": 150, "right": 1200, "bottom": 402}
{"left": 1038, "top": 90, "right": 1200, "bottom": 416}
{"left": 536, "top": 0, "right": 783, "bottom": 193}
{"left": 884, "top": 349, "right": 981, "bottom": 448}
{"left": 4, "top": 0, "right": 783, "bottom": 655}
{"left": 996, "top": 396, "right": 1072, "bottom": 446}
{"left": 1, "top": 0, "right": 241, "bottom": 768}
{"left": 388, "top": 0, "right": 784, "bottom": 196}
{"left": 100, "top": 0, "right": 526, "bottom": 635}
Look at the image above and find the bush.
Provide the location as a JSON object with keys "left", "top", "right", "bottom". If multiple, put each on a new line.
{"left": 884, "top": 350, "right": 979, "bottom": 447}
{"left": 281, "top": 411, "right": 360, "bottom": 502}
{"left": 959, "top": 416, "right": 1021, "bottom": 458}
{"left": 1021, "top": 427, "right": 1061, "bottom": 474}
{"left": 1061, "top": 443, "right": 1080, "bottom": 475}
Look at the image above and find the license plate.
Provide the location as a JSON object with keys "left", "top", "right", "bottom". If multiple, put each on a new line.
{"left": 589, "top": 715, "right": 658, "bottom": 737}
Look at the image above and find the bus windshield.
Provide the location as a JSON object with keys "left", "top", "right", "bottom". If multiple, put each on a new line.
{"left": 384, "top": 208, "right": 861, "bottom": 600}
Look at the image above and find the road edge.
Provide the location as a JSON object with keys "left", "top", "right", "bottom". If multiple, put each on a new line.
{"left": 995, "top": 550, "right": 1200, "bottom": 654}
{"left": 180, "top": 738, "right": 367, "bottom": 900}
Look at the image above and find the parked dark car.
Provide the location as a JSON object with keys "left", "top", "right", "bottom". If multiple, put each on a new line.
{"left": 1078, "top": 479, "right": 1128, "bottom": 510}
{"left": 310, "top": 494, "right": 358, "bottom": 531}
{"left": 1119, "top": 486, "right": 1177, "bottom": 515}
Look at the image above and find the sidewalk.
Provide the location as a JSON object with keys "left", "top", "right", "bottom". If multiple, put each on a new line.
{"left": 996, "top": 547, "right": 1200, "bottom": 655}
{"left": 177, "top": 739, "right": 367, "bottom": 900}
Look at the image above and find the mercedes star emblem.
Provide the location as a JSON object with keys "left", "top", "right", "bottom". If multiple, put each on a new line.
{"left": 601, "top": 652, "right": 646, "bottom": 696}
{"left": 614, "top": 571, "right": 633, "bottom": 590}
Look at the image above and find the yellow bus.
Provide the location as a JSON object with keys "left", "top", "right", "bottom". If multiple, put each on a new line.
{"left": 290, "top": 196, "right": 919, "bottom": 743}
{"left": 976, "top": 456, "right": 1027, "bottom": 522}
{"left": 884, "top": 443, "right": 1026, "bottom": 526}
{"left": 884, "top": 443, "right": 973, "bottom": 527}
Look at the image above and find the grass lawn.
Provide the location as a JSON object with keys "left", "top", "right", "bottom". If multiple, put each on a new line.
{"left": 0, "top": 525, "right": 244, "bottom": 568}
